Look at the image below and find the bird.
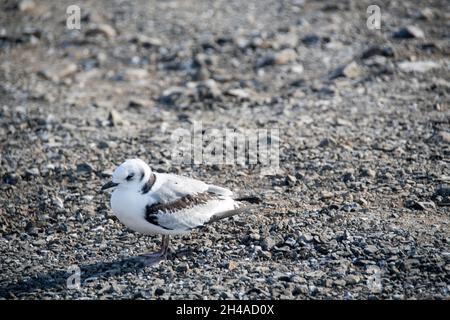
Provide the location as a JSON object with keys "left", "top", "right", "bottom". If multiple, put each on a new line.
{"left": 101, "top": 158, "right": 260, "bottom": 265}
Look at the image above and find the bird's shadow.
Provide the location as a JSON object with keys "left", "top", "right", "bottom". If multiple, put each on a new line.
{"left": 0, "top": 256, "right": 149, "bottom": 298}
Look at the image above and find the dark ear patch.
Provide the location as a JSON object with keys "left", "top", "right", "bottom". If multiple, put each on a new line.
{"left": 141, "top": 173, "right": 156, "bottom": 194}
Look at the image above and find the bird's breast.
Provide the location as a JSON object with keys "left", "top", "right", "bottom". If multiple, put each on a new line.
{"left": 110, "top": 189, "right": 159, "bottom": 235}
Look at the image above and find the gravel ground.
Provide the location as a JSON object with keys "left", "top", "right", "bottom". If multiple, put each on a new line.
{"left": 0, "top": 0, "right": 449, "bottom": 299}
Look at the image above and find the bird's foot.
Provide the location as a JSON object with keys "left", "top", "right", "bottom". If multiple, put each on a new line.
{"left": 140, "top": 252, "right": 166, "bottom": 266}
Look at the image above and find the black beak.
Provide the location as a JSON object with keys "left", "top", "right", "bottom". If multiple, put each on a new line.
{"left": 101, "top": 181, "right": 118, "bottom": 191}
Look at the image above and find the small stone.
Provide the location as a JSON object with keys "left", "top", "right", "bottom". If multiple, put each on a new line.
{"left": 176, "top": 263, "right": 189, "bottom": 273}
{"left": 278, "top": 275, "right": 292, "bottom": 282}
{"left": 195, "top": 79, "right": 222, "bottom": 99}
{"left": 293, "top": 285, "right": 309, "bottom": 295}
{"left": 331, "top": 61, "right": 361, "bottom": 79}
{"left": 342, "top": 171, "right": 355, "bottom": 183}
{"left": 290, "top": 64, "right": 304, "bottom": 74}
{"left": 226, "top": 261, "right": 237, "bottom": 270}
{"left": 226, "top": 88, "right": 251, "bottom": 100}
{"left": 108, "top": 110, "right": 124, "bottom": 126}
{"left": 341, "top": 202, "right": 359, "bottom": 212}
{"left": 318, "top": 137, "right": 336, "bottom": 148}
{"left": 300, "top": 234, "right": 313, "bottom": 243}
{"left": 284, "top": 237, "right": 297, "bottom": 247}
{"left": 26, "top": 168, "right": 40, "bottom": 176}
{"left": 261, "top": 237, "right": 276, "bottom": 250}
{"left": 276, "top": 32, "right": 298, "bottom": 48}
{"left": 365, "top": 245, "right": 379, "bottom": 254}
{"left": 123, "top": 68, "right": 149, "bottom": 80}
{"left": 132, "top": 34, "right": 162, "bottom": 47}
{"left": 393, "top": 25, "right": 425, "bottom": 39}
{"left": 360, "top": 168, "right": 376, "bottom": 178}
{"left": 285, "top": 175, "right": 297, "bottom": 186}
{"left": 436, "top": 131, "right": 450, "bottom": 143}
{"left": 77, "top": 162, "right": 94, "bottom": 174}
{"left": 39, "top": 62, "right": 78, "bottom": 82}
{"left": 257, "top": 49, "right": 297, "bottom": 67}
{"left": 344, "top": 275, "right": 361, "bottom": 285}
{"left": 405, "top": 200, "right": 435, "bottom": 211}
{"left": 333, "top": 279, "right": 346, "bottom": 287}
{"left": 301, "top": 34, "right": 321, "bottom": 46}
{"left": 361, "top": 46, "right": 395, "bottom": 59}
{"left": 97, "top": 140, "right": 117, "bottom": 149}
{"left": 419, "top": 8, "right": 434, "bottom": 20}
{"left": 3, "top": 173, "right": 18, "bottom": 185}
{"left": 86, "top": 24, "right": 117, "bottom": 39}
{"left": 128, "top": 98, "right": 154, "bottom": 109}
{"left": 434, "top": 187, "right": 450, "bottom": 198}
{"left": 19, "top": 0, "right": 36, "bottom": 12}
{"left": 54, "top": 197, "right": 64, "bottom": 209}
{"left": 274, "top": 49, "right": 297, "bottom": 65}
{"left": 398, "top": 60, "right": 439, "bottom": 73}
{"left": 250, "top": 233, "right": 261, "bottom": 241}
{"left": 154, "top": 288, "right": 165, "bottom": 296}
{"left": 319, "top": 191, "right": 334, "bottom": 199}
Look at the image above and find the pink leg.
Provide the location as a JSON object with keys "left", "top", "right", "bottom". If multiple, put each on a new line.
{"left": 142, "top": 235, "right": 169, "bottom": 266}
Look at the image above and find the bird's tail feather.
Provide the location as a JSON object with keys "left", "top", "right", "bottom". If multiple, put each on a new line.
{"left": 206, "top": 205, "right": 257, "bottom": 225}
{"left": 234, "top": 196, "right": 262, "bottom": 204}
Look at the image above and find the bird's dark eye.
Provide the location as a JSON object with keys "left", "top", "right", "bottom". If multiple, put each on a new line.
{"left": 126, "top": 173, "right": 135, "bottom": 181}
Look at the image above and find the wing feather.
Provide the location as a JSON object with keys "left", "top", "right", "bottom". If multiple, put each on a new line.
{"left": 145, "top": 173, "right": 238, "bottom": 232}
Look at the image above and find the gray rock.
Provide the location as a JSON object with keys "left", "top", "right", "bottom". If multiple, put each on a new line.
{"left": 154, "top": 288, "right": 165, "bottom": 296}
{"left": 76, "top": 162, "right": 94, "bottom": 174}
{"left": 39, "top": 62, "right": 78, "bottom": 82}
{"left": 131, "top": 34, "right": 162, "bottom": 47}
{"left": 274, "top": 49, "right": 297, "bottom": 65}
{"left": 25, "top": 168, "right": 40, "bottom": 176}
{"left": 394, "top": 26, "right": 425, "bottom": 39}
{"left": 257, "top": 49, "right": 297, "bottom": 67}
{"left": 398, "top": 60, "right": 439, "bottom": 73}
{"left": 300, "top": 234, "right": 314, "bottom": 243}
{"left": 86, "top": 24, "right": 117, "bottom": 39}
{"left": 361, "top": 46, "right": 395, "bottom": 59}
{"left": 342, "top": 171, "right": 355, "bottom": 183}
{"left": 128, "top": 98, "right": 154, "bottom": 109}
{"left": 344, "top": 275, "right": 361, "bottom": 285}
{"left": 331, "top": 61, "right": 361, "bottom": 79}
{"left": 176, "top": 263, "right": 189, "bottom": 273}
{"left": 405, "top": 200, "right": 436, "bottom": 211}
{"left": 19, "top": 0, "right": 36, "bottom": 12}
{"left": 436, "top": 131, "right": 450, "bottom": 143}
{"left": 108, "top": 110, "right": 124, "bottom": 126}
{"left": 365, "top": 245, "right": 379, "bottom": 254}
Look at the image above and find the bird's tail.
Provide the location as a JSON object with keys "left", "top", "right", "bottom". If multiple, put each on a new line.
{"left": 206, "top": 203, "right": 259, "bottom": 225}
{"left": 234, "top": 195, "right": 263, "bottom": 204}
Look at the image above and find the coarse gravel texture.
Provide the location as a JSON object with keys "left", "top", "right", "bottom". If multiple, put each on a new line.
{"left": 0, "top": 0, "right": 449, "bottom": 299}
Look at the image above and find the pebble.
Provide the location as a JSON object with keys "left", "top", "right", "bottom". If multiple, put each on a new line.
{"left": 86, "top": 24, "right": 117, "bottom": 39}
{"left": 76, "top": 162, "right": 94, "bottom": 174}
{"left": 39, "top": 62, "right": 78, "bottom": 82}
{"left": 19, "top": 0, "right": 36, "bottom": 12}
{"left": 273, "top": 49, "right": 297, "bottom": 65}
{"left": 331, "top": 61, "right": 361, "bottom": 79}
{"left": 393, "top": 26, "right": 425, "bottom": 39}
{"left": 108, "top": 110, "right": 124, "bottom": 126}
{"left": 398, "top": 61, "right": 440, "bottom": 73}
{"left": 361, "top": 46, "right": 395, "bottom": 59}
{"left": 128, "top": 98, "right": 154, "bottom": 109}
{"left": 154, "top": 288, "right": 165, "bottom": 296}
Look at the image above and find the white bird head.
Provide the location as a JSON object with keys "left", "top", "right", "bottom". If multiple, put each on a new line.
{"left": 101, "top": 158, "right": 151, "bottom": 191}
